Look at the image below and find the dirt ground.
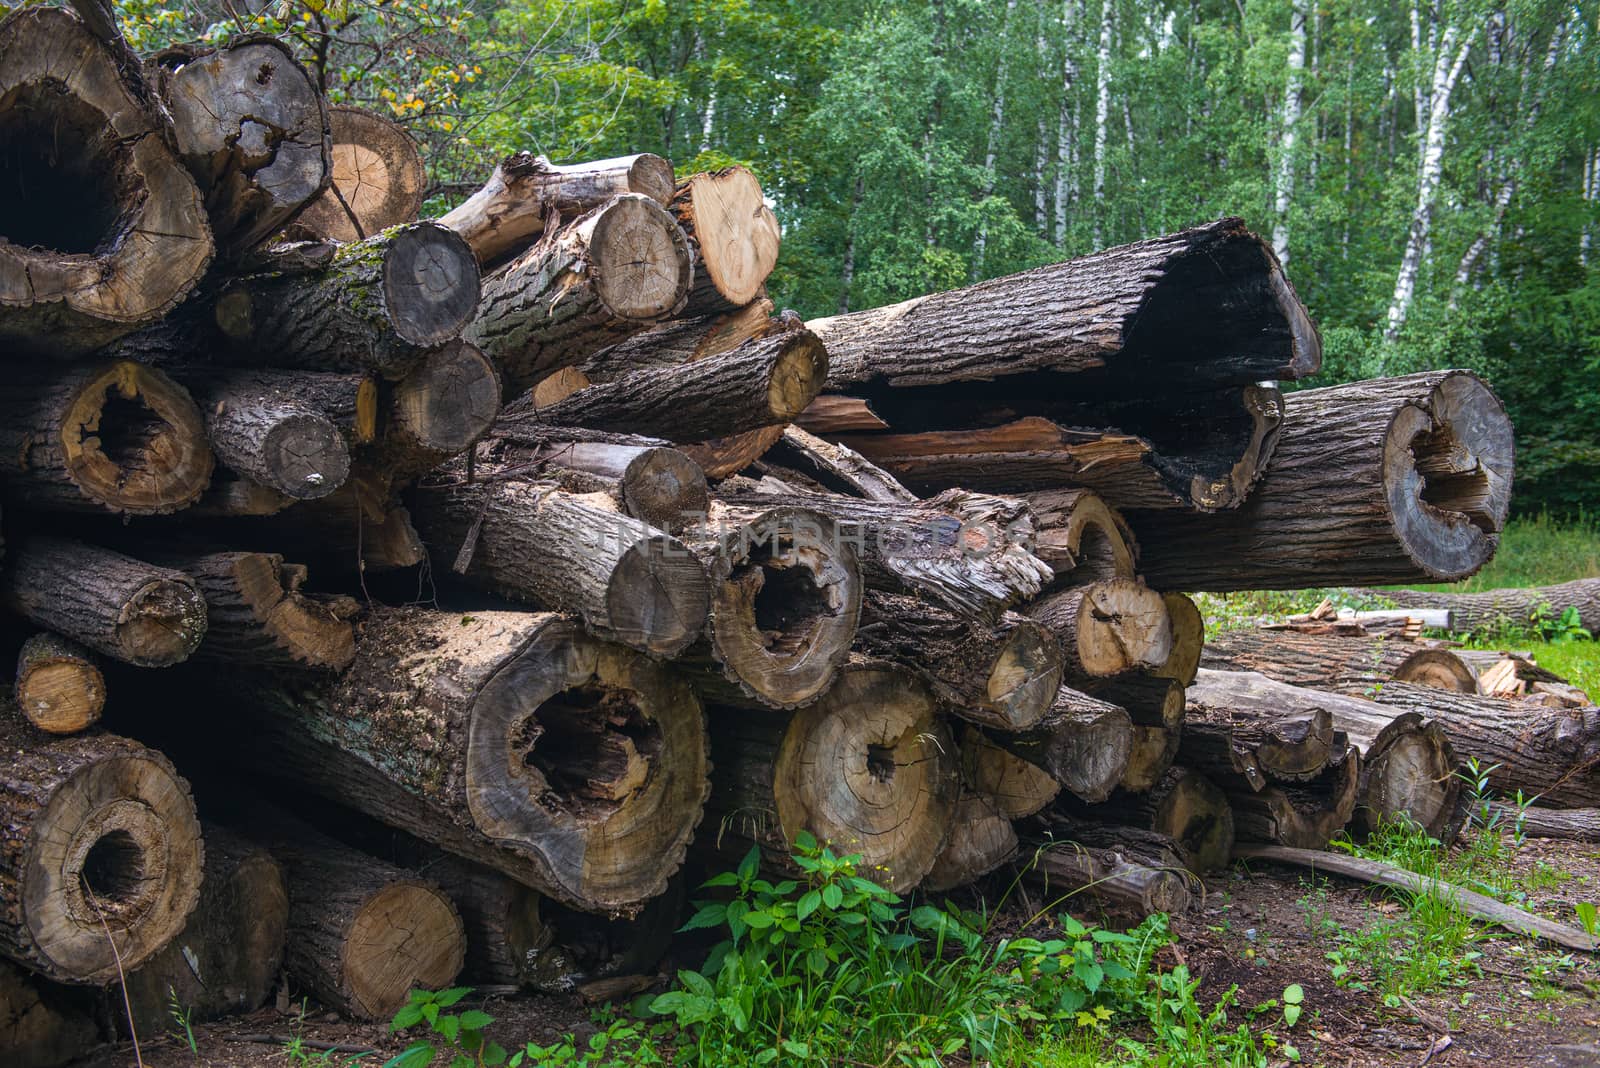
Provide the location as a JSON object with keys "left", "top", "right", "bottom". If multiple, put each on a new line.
{"left": 69, "top": 838, "right": 1600, "bottom": 1068}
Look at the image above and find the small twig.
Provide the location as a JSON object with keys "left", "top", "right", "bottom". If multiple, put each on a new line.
{"left": 228, "top": 1033, "right": 375, "bottom": 1054}
{"left": 1396, "top": 993, "right": 1449, "bottom": 1035}
{"left": 84, "top": 883, "right": 144, "bottom": 1068}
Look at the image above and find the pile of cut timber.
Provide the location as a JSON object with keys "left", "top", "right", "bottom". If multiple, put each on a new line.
{"left": 4, "top": 7, "right": 1582, "bottom": 1062}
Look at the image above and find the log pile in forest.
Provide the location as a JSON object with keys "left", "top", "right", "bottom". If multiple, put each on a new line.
{"left": 5, "top": 6, "right": 1583, "bottom": 1056}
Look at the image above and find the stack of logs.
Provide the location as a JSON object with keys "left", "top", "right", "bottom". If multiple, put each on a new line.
{"left": 3, "top": 6, "right": 1594, "bottom": 1066}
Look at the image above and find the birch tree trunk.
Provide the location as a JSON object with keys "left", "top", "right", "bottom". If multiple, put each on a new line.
{"left": 1092, "top": 0, "right": 1114, "bottom": 246}
{"left": 972, "top": 0, "right": 1018, "bottom": 281}
{"left": 1054, "top": 0, "right": 1080, "bottom": 247}
{"left": 1271, "top": 2, "right": 1307, "bottom": 266}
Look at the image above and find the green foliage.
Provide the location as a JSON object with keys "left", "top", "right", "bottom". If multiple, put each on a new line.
{"left": 1576, "top": 902, "right": 1599, "bottom": 939}
{"left": 166, "top": 987, "right": 197, "bottom": 1056}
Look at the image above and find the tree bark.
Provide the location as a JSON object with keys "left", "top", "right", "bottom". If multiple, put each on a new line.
{"left": 853, "top": 590, "right": 1064, "bottom": 730}
{"left": 0, "top": 6, "right": 213, "bottom": 358}
{"left": 3, "top": 538, "right": 207, "bottom": 667}
{"left": 1029, "top": 578, "right": 1174, "bottom": 679}
{"left": 1378, "top": 580, "right": 1600, "bottom": 638}
{"left": 153, "top": 36, "right": 330, "bottom": 261}
{"left": 1023, "top": 488, "right": 1136, "bottom": 582}
{"left": 1181, "top": 688, "right": 1337, "bottom": 790}
{"left": 806, "top": 218, "right": 1319, "bottom": 396}
{"left": 670, "top": 168, "right": 781, "bottom": 316}
{"left": 1132, "top": 371, "right": 1514, "bottom": 589}
{"left": 467, "top": 194, "right": 692, "bottom": 396}
{"left": 226, "top": 609, "right": 710, "bottom": 915}
{"left": 1271, "top": 2, "right": 1306, "bottom": 265}
{"left": 1024, "top": 824, "right": 1194, "bottom": 915}
{"left": 213, "top": 222, "right": 480, "bottom": 379}
{"left": 293, "top": 106, "right": 425, "bottom": 243}
{"left": 1120, "top": 725, "right": 1182, "bottom": 794}
{"left": 1200, "top": 629, "right": 1432, "bottom": 696}
{"left": 1226, "top": 746, "right": 1362, "bottom": 849}
{"left": 1060, "top": 767, "right": 1235, "bottom": 874}
{"left": 0, "top": 712, "right": 203, "bottom": 984}
{"left": 412, "top": 854, "right": 552, "bottom": 989}
{"left": 923, "top": 794, "right": 1017, "bottom": 892}
{"left": 248, "top": 474, "right": 427, "bottom": 573}
{"left": 363, "top": 339, "right": 502, "bottom": 481}
{"left": 705, "top": 661, "right": 959, "bottom": 893}
{"left": 765, "top": 425, "right": 918, "bottom": 504}
{"left": 983, "top": 685, "right": 1134, "bottom": 803}
{"left": 0, "top": 361, "right": 214, "bottom": 516}
{"left": 441, "top": 152, "right": 674, "bottom": 267}
{"left": 958, "top": 726, "right": 1060, "bottom": 819}
{"left": 14, "top": 634, "right": 105, "bottom": 736}
{"left": 1489, "top": 804, "right": 1600, "bottom": 842}
{"left": 411, "top": 473, "right": 711, "bottom": 658}
{"left": 0, "top": 960, "right": 102, "bottom": 1068}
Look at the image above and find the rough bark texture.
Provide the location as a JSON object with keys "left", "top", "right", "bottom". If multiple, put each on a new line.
{"left": 411, "top": 473, "right": 711, "bottom": 657}
{"left": 1201, "top": 628, "right": 1433, "bottom": 695}
{"left": 2, "top": 538, "right": 208, "bottom": 667}
{"left": 1023, "top": 488, "right": 1136, "bottom": 582}
{"left": 0, "top": 6, "right": 213, "bottom": 358}
{"left": 1489, "top": 804, "right": 1600, "bottom": 842}
{"left": 227, "top": 609, "right": 710, "bottom": 914}
{"left": 153, "top": 36, "right": 331, "bottom": 260}
{"left": 1024, "top": 824, "right": 1194, "bottom": 915}
{"left": 923, "top": 794, "right": 1018, "bottom": 892}
{"left": 765, "top": 425, "right": 918, "bottom": 504}
{"left": 247, "top": 469, "right": 427, "bottom": 573}
{"left": 1132, "top": 372, "right": 1514, "bottom": 589}
{"left": 411, "top": 853, "right": 560, "bottom": 989}
{"left": 853, "top": 590, "right": 1064, "bottom": 730}
{"left": 14, "top": 634, "right": 105, "bottom": 736}
{"left": 1180, "top": 693, "right": 1336, "bottom": 790}
{"left": 0, "top": 711, "right": 203, "bottom": 984}
{"left": 1028, "top": 578, "right": 1174, "bottom": 678}
{"left": 1379, "top": 579, "right": 1600, "bottom": 637}
{"left": 467, "top": 194, "right": 692, "bottom": 396}
{"left": 1120, "top": 725, "right": 1183, "bottom": 794}
{"left": 807, "top": 217, "right": 1319, "bottom": 395}
{"left": 478, "top": 438, "right": 709, "bottom": 535}
{"left": 705, "top": 661, "right": 958, "bottom": 893}
{"left": 0, "top": 361, "right": 214, "bottom": 516}
{"left": 214, "top": 222, "right": 480, "bottom": 379}
{"left": 1225, "top": 746, "right": 1362, "bottom": 850}
{"left": 959, "top": 726, "right": 1060, "bottom": 819}
{"left": 670, "top": 167, "right": 782, "bottom": 316}
{"left": 441, "top": 152, "right": 674, "bottom": 267}
{"left": 293, "top": 106, "right": 425, "bottom": 243}
{"left": 1061, "top": 768, "right": 1236, "bottom": 874}
{"left": 984, "top": 685, "right": 1134, "bottom": 803}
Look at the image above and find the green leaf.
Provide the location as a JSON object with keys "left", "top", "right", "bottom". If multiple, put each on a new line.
{"left": 390, "top": 1004, "right": 426, "bottom": 1031}
{"left": 821, "top": 882, "right": 843, "bottom": 909}
{"left": 382, "top": 1042, "right": 436, "bottom": 1068}
{"left": 482, "top": 1041, "right": 508, "bottom": 1066}
{"left": 679, "top": 970, "right": 715, "bottom": 997}
{"left": 679, "top": 903, "right": 727, "bottom": 931}
{"left": 702, "top": 872, "right": 740, "bottom": 888}
{"left": 437, "top": 1016, "right": 460, "bottom": 1043}
{"left": 796, "top": 889, "right": 822, "bottom": 920}
{"left": 1283, "top": 984, "right": 1304, "bottom": 1005}
{"left": 433, "top": 987, "right": 472, "bottom": 1007}
{"left": 793, "top": 830, "right": 818, "bottom": 853}
{"left": 1284, "top": 1003, "right": 1302, "bottom": 1027}
{"left": 421, "top": 1003, "right": 439, "bottom": 1024}
{"left": 457, "top": 1009, "right": 493, "bottom": 1031}
{"left": 738, "top": 846, "right": 761, "bottom": 880}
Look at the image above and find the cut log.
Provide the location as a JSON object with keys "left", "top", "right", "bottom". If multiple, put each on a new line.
{"left": 441, "top": 151, "right": 675, "bottom": 267}
{"left": 1132, "top": 371, "right": 1514, "bottom": 589}
{"left": 1378, "top": 579, "right": 1600, "bottom": 638}
{"left": 705, "top": 661, "right": 958, "bottom": 892}
{"left": 0, "top": 6, "right": 213, "bottom": 357}
{"left": 411, "top": 473, "right": 711, "bottom": 657}
{"left": 468, "top": 194, "right": 692, "bottom": 395}
{"left": 808, "top": 217, "right": 1319, "bottom": 393}
{"left": 765, "top": 425, "right": 918, "bottom": 504}
{"left": 243, "top": 811, "right": 464, "bottom": 1021}
{"left": 0, "top": 361, "right": 214, "bottom": 515}
{"left": 726, "top": 484, "right": 1053, "bottom": 618}
{"left": 0, "top": 961, "right": 102, "bottom": 1068}
{"left": 1181, "top": 696, "right": 1335, "bottom": 791}
{"left": 958, "top": 727, "right": 1060, "bottom": 819}
{"left": 1023, "top": 488, "right": 1136, "bottom": 582}
{"left": 1081, "top": 675, "right": 1185, "bottom": 730}
{"left": 293, "top": 105, "right": 425, "bottom": 242}
{"left": 3, "top": 538, "right": 207, "bottom": 667}
{"left": 1120, "top": 725, "right": 1182, "bottom": 794}
{"left": 1061, "top": 768, "right": 1235, "bottom": 874}
{"left": 923, "top": 794, "right": 1017, "bottom": 892}
{"left": 670, "top": 167, "right": 782, "bottom": 316}
{"left": 189, "top": 368, "right": 375, "bottom": 500}
{"left": 682, "top": 503, "right": 863, "bottom": 708}
{"left": 14, "top": 634, "right": 105, "bottom": 736}
{"left": 153, "top": 36, "right": 330, "bottom": 260}
{"left": 229, "top": 609, "right": 709, "bottom": 914}
{"left": 1028, "top": 578, "right": 1174, "bottom": 678}
{"left": 796, "top": 394, "right": 889, "bottom": 433}
{"left": 1489, "top": 804, "right": 1600, "bottom": 842}
{"left": 1201, "top": 628, "right": 1436, "bottom": 696}
{"left": 214, "top": 221, "right": 481, "bottom": 379}
{"left": 984, "top": 685, "right": 1134, "bottom": 803}
{"left": 1369, "top": 681, "right": 1600, "bottom": 809}
{"left": 414, "top": 854, "right": 552, "bottom": 989}
{"left": 1226, "top": 744, "right": 1362, "bottom": 849}
{"left": 123, "top": 825, "right": 287, "bottom": 1033}
{"left": 1155, "top": 594, "right": 1204, "bottom": 686}
{"left": 1024, "top": 825, "right": 1194, "bottom": 915}
{"left": 506, "top": 327, "right": 827, "bottom": 442}
{"left": 853, "top": 590, "right": 1064, "bottom": 730}
{"left": 187, "top": 474, "right": 295, "bottom": 518}
{"left": 834, "top": 385, "right": 1285, "bottom": 513}
{"left": 482, "top": 438, "right": 709, "bottom": 535}
{"left": 366, "top": 339, "right": 501, "bottom": 480}
{"left": 0, "top": 712, "right": 203, "bottom": 984}
{"left": 248, "top": 473, "right": 427, "bottom": 573}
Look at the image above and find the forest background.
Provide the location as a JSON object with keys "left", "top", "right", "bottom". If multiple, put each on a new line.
{"left": 36, "top": 0, "right": 1600, "bottom": 515}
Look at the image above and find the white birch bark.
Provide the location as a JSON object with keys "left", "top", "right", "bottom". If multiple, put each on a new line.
{"left": 1055, "top": 0, "right": 1081, "bottom": 246}
{"left": 1272, "top": 1, "right": 1307, "bottom": 266}
{"left": 1584, "top": 145, "right": 1598, "bottom": 267}
{"left": 1092, "top": 0, "right": 1113, "bottom": 246}
{"left": 839, "top": 173, "right": 862, "bottom": 314}
{"left": 972, "top": 0, "right": 1019, "bottom": 280}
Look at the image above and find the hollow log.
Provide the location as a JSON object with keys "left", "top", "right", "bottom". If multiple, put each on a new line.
{"left": 475, "top": 437, "right": 709, "bottom": 535}
{"left": 922, "top": 794, "right": 1017, "bottom": 892}
{"left": 293, "top": 106, "right": 425, "bottom": 242}
{"left": 1060, "top": 768, "right": 1235, "bottom": 874}
{"left": 189, "top": 368, "right": 375, "bottom": 500}
{"left": 680, "top": 503, "right": 863, "bottom": 709}
{"left": 1200, "top": 628, "right": 1432, "bottom": 696}
{"left": 705, "top": 661, "right": 958, "bottom": 893}
{"left": 1029, "top": 578, "right": 1174, "bottom": 679}
{"left": 1378, "top": 579, "right": 1600, "bottom": 638}
{"left": 1369, "top": 681, "right": 1600, "bottom": 809}
{"left": 0, "top": 361, "right": 214, "bottom": 515}
{"left": 411, "top": 473, "right": 711, "bottom": 657}
{"left": 1023, "top": 488, "right": 1137, "bottom": 582}
{"left": 853, "top": 590, "right": 1064, "bottom": 730}
{"left": 984, "top": 686, "right": 1134, "bottom": 803}
{"left": 123, "top": 825, "right": 287, "bottom": 1033}
{"left": 833, "top": 385, "right": 1284, "bottom": 514}
{"left": 0, "top": 6, "right": 213, "bottom": 357}
{"left": 228, "top": 609, "right": 709, "bottom": 914}
{"left": 468, "top": 194, "right": 692, "bottom": 395}
{"left": 2, "top": 538, "right": 207, "bottom": 668}
{"left": 14, "top": 634, "right": 105, "bottom": 736}
{"left": 365, "top": 339, "right": 501, "bottom": 480}
{"left": 1024, "top": 825, "right": 1193, "bottom": 915}
{"left": 214, "top": 221, "right": 480, "bottom": 379}
{"left": 507, "top": 328, "right": 827, "bottom": 443}
{"left": 765, "top": 425, "right": 918, "bottom": 504}
{"left": 153, "top": 36, "right": 330, "bottom": 260}
{"left": 243, "top": 812, "right": 464, "bottom": 1021}
{"left": 958, "top": 727, "right": 1060, "bottom": 819}
{"left": 1132, "top": 371, "right": 1514, "bottom": 589}
{"left": 808, "top": 218, "right": 1318, "bottom": 394}
{"left": 670, "top": 168, "right": 781, "bottom": 316}
{"left": 1226, "top": 745, "right": 1361, "bottom": 849}
{"left": 414, "top": 854, "right": 553, "bottom": 989}
{"left": 0, "top": 711, "right": 203, "bottom": 984}
{"left": 441, "top": 152, "right": 674, "bottom": 267}
{"left": 0, "top": 961, "right": 102, "bottom": 1068}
